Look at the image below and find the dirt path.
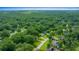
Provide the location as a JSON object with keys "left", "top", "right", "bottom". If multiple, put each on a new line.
{"left": 9, "top": 28, "right": 26, "bottom": 38}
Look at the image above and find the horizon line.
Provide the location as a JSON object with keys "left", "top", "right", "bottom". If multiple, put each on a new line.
{"left": 0, "top": 7, "right": 79, "bottom": 10}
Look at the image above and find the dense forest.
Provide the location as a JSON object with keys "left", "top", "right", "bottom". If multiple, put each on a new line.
{"left": 0, "top": 10, "right": 79, "bottom": 51}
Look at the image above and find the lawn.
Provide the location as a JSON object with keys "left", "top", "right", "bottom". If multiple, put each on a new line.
{"left": 39, "top": 40, "right": 49, "bottom": 51}
{"left": 33, "top": 41, "right": 41, "bottom": 47}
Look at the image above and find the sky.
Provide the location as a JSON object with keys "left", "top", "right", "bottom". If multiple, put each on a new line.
{"left": 0, "top": 0, "right": 79, "bottom": 10}
{"left": 0, "top": 0, "right": 79, "bottom": 7}
{"left": 0, "top": 7, "right": 79, "bottom": 10}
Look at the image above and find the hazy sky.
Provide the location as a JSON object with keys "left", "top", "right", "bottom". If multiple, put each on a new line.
{"left": 0, "top": 7, "right": 79, "bottom": 10}
{"left": 0, "top": 0, "right": 79, "bottom": 7}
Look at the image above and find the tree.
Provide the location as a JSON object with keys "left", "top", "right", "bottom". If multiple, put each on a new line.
{"left": 23, "top": 35, "right": 35, "bottom": 44}
{"left": 27, "top": 27, "right": 39, "bottom": 36}
{"left": 11, "top": 32, "right": 35, "bottom": 44}
{"left": 10, "top": 32, "right": 25, "bottom": 44}
{"left": 0, "top": 38, "right": 16, "bottom": 51}
{"left": 0, "top": 29, "right": 10, "bottom": 39}
{"left": 16, "top": 43, "right": 34, "bottom": 51}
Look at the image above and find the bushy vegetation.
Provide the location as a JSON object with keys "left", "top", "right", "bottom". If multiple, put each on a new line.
{"left": 0, "top": 10, "right": 79, "bottom": 51}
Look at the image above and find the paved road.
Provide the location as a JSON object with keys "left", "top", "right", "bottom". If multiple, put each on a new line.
{"left": 34, "top": 38, "right": 49, "bottom": 51}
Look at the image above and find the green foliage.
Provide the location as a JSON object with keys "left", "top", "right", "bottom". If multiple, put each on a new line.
{"left": 16, "top": 43, "right": 34, "bottom": 51}
{"left": 10, "top": 32, "right": 25, "bottom": 44}
{"left": 0, "top": 38, "right": 16, "bottom": 51}
{"left": 27, "top": 27, "right": 39, "bottom": 36}
{"left": 10, "top": 32, "right": 35, "bottom": 44}
{"left": 0, "top": 29, "right": 10, "bottom": 39}
{"left": 0, "top": 10, "right": 79, "bottom": 51}
{"left": 23, "top": 35, "right": 35, "bottom": 44}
